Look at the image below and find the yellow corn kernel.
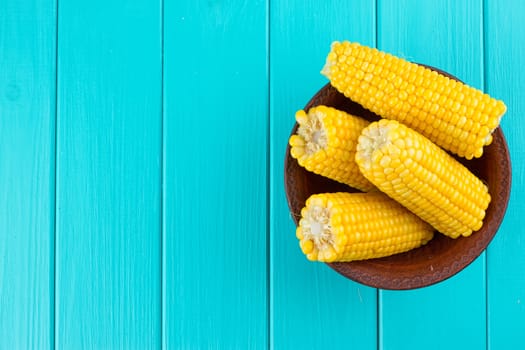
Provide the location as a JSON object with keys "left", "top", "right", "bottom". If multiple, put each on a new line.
{"left": 289, "top": 105, "right": 374, "bottom": 192}
{"left": 322, "top": 41, "right": 507, "bottom": 159}
{"left": 355, "top": 119, "right": 491, "bottom": 238}
{"left": 297, "top": 192, "right": 434, "bottom": 262}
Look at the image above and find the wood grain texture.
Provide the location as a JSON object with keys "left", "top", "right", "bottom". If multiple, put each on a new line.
{"left": 163, "top": 0, "right": 268, "bottom": 348}
{"left": 377, "top": 1, "right": 487, "bottom": 349}
{"left": 270, "top": 1, "right": 377, "bottom": 348}
{"left": 485, "top": 0, "right": 525, "bottom": 346}
{"left": 0, "top": 0, "right": 55, "bottom": 348}
{"left": 55, "top": 0, "right": 162, "bottom": 348}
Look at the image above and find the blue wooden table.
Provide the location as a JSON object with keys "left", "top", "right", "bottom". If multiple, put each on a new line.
{"left": 2, "top": 0, "right": 524, "bottom": 348}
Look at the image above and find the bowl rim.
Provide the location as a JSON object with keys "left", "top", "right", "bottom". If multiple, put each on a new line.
{"left": 284, "top": 71, "right": 512, "bottom": 290}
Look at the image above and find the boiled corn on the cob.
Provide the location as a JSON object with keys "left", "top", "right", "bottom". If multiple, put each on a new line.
{"left": 355, "top": 119, "right": 491, "bottom": 238}
{"left": 297, "top": 192, "right": 434, "bottom": 262}
{"left": 321, "top": 41, "right": 507, "bottom": 159}
{"left": 289, "top": 105, "right": 375, "bottom": 192}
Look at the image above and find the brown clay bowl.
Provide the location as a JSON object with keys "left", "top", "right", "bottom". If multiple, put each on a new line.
{"left": 284, "top": 70, "right": 511, "bottom": 290}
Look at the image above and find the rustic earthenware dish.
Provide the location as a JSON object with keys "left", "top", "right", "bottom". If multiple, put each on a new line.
{"left": 284, "top": 70, "right": 511, "bottom": 290}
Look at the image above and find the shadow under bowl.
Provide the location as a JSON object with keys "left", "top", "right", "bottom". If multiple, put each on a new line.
{"left": 284, "top": 75, "right": 511, "bottom": 290}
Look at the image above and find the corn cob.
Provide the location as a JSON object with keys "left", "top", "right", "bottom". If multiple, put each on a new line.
{"left": 355, "top": 119, "right": 491, "bottom": 238}
{"left": 321, "top": 41, "right": 507, "bottom": 159}
{"left": 289, "top": 105, "right": 375, "bottom": 192}
{"left": 297, "top": 192, "right": 434, "bottom": 262}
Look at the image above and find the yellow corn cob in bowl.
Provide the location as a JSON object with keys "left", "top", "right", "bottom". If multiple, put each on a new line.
{"left": 297, "top": 192, "right": 434, "bottom": 262}
{"left": 321, "top": 41, "right": 507, "bottom": 159}
{"left": 355, "top": 119, "right": 491, "bottom": 239}
{"left": 289, "top": 105, "right": 374, "bottom": 192}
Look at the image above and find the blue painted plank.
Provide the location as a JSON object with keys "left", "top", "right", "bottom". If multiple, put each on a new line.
{"left": 485, "top": 0, "right": 525, "bottom": 347}
{"left": 0, "top": 1, "right": 55, "bottom": 348}
{"left": 55, "top": 0, "right": 162, "bottom": 348}
{"left": 270, "top": 1, "right": 377, "bottom": 349}
{"left": 378, "top": 1, "right": 487, "bottom": 349}
{"left": 163, "top": 0, "right": 268, "bottom": 348}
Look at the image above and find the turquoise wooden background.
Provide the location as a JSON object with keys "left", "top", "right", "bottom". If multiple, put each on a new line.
{"left": 1, "top": 0, "right": 524, "bottom": 348}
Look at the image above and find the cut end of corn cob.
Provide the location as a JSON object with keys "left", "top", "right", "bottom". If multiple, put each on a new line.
{"left": 290, "top": 109, "right": 328, "bottom": 157}
{"left": 289, "top": 105, "right": 375, "bottom": 192}
{"left": 322, "top": 41, "right": 507, "bottom": 159}
{"left": 297, "top": 192, "right": 434, "bottom": 262}
{"left": 356, "top": 119, "right": 491, "bottom": 238}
